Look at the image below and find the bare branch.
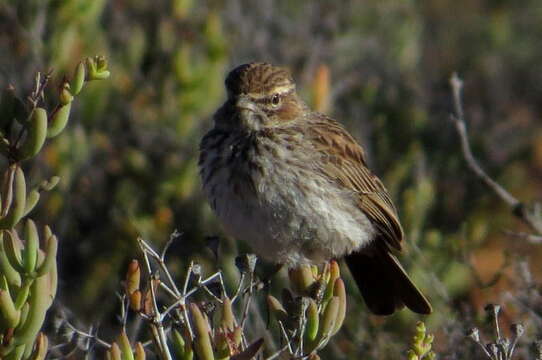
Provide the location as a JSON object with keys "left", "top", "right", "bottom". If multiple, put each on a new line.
{"left": 503, "top": 230, "right": 542, "bottom": 244}
{"left": 449, "top": 73, "right": 542, "bottom": 235}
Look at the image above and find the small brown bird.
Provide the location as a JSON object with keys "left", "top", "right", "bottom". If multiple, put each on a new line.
{"left": 199, "top": 63, "right": 431, "bottom": 315}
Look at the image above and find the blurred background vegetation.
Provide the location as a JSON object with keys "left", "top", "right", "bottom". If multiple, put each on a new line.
{"left": 1, "top": 0, "right": 542, "bottom": 358}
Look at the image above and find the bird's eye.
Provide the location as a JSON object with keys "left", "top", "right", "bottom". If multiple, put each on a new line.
{"left": 271, "top": 94, "right": 281, "bottom": 106}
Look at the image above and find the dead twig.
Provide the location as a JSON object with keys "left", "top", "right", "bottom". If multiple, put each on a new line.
{"left": 502, "top": 230, "right": 542, "bottom": 245}
{"left": 449, "top": 73, "right": 542, "bottom": 237}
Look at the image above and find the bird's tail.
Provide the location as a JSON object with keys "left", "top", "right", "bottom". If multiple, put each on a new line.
{"left": 344, "top": 247, "right": 432, "bottom": 315}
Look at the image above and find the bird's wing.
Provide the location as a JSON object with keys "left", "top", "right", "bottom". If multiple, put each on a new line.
{"left": 306, "top": 114, "right": 403, "bottom": 251}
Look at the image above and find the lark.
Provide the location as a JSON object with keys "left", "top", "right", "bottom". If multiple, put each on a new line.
{"left": 199, "top": 63, "right": 431, "bottom": 315}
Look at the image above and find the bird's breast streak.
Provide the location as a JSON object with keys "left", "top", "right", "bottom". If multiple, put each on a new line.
{"left": 203, "top": 136, "right": 376, "bottom": 266}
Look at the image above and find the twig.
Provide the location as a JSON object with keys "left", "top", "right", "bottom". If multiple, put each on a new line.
{"left": 117, "top": 293, "right": 129, "bottom": 331}
{"left": 240, "top": 271, "right": 255, "bottom": 331}
{"left": 278, "top": 321, "right": 294, "bottom": 354}
{"left": 61, "top": 320, "right": 111, "bottom": 349}
{"left": 265, "top": 343, "right": 290, "bottom": 360}
{"left": 231, "top": 272, "right": 246, "bottom": 302}
{"left": 449, "top": 73, "right": 542, "bottom": 235}
{"left": 138, "top": 239, "right": 173, "bottom": 360}
{"left": 139, "top": 237, "right": 182, "bottom": 296}
{"left": 160, "top": 229, "right": 182, "bottom": 261}
{"left": 14, "top": 71, "right": 52, "bottom": 150}
{"left": 503, "top": 230, "right": 542, "bottom": 244}
{"left": 159, "top": 271, "right": 224, "bottom": 322}
{"left": 449, "top": 73, "right": 519, "bottom": 208}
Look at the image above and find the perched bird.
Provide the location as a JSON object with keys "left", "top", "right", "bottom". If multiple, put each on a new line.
{"left": 199, "top": 62, "right": 431, "bottom": 315}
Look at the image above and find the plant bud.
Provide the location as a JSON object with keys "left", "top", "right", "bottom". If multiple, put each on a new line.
{"left": 267, "top": 295, "right": 288, "bottom": 323}
{"left": 289, "top": 265, "right": 315, "bottom": 295}
{"left": 318, "top": 296, "right": 339, "bottom": 340}
{"left": 23, "top": 189, "right": 40, "bottom": 217}
{"left": 29, "top": 332, "right": 49, "bottom": 360}
{"left": 117, "top": 331, "right": 134, "bottom": 360}
{"left": 47, "top": 103, "right": 71, "bottom": 138}
{"left": 191, "top": 303, "right": 214, "bottom": 360}
{"left": 220, "top": 296, "right": 234, "bottom": 331}
{"left": 0, "top": 289, "right": 20, "bottom": 327}
{"left": 0, "top": 166, "right": 26, "bottom": 229}
{"left": 4, "top": 230, "right": 24, "bottom": 273}
{"left": 129, "top": 290, "right": 142, "bottom": 312}
{"left": 134, "top": 342, "right": 145, "bottom": 360}
{"left": 71, "top": 62, "right": 86, "bottom": 95}
{"left": 304, "top": 298, "right": 319, "bottom": 344}
{"left": 39, "top": 176, "right": 60, "bottom": 192}
{"left": 125, "top": 260, "right": 140, "bottom": 295}
{"left": 18, "top": 108, "right": 47, "bottom": 160}
{"left": 331, "top": 278, "right": 346, "bottom": 335}
{"left": 59, "top": 82, "right": 73, "bottom": 105}
{"left": 109, "top": 342, "right": 122, "bottom": 360}
{"left": 35, "top": 234, "right": 57, "bottom": 277}
{"left": 23, "top": 219, "right": 39, "bottom": 274}
{"left": 13, "top": 275, "right": 50, "bottom": 346}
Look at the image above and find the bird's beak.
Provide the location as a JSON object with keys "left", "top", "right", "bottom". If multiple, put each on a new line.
{"left": 235, "top": 96, "right": 258, "bottom": 113}
{"left": 235, "top": 96, "right": 262, "bottom": 131}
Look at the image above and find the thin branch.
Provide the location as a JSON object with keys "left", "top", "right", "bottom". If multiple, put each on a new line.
{"left": 265, "top": 343, "right": 290, "bottom": 360}
{"left": 449, "top": 73, "right": 519, "bottom": 208}
{"left": 449, "top": 73, "right": 542, "bottom": 235}
{"left": 240, "top": 271, "right": 255, "bottom": 331}
{"left": 61, "top": 320, "right": 111, "bottom": 349}
{"left": 160, "top": 229, "right": 182, "bottom": 261}
{"left": 139, "top": 237, "right": 182, "bottom": 296}
{"left": 138, "top": 238, "right": 173, "bottom": 360}
{"left": 503, "top": 230, "right": 542, "bottom": 244}
{"left": 231, "top": 272, "right": 246, "bottom": 303}
{"left": 14, "top": 70, "right": 52, "bottom": 150}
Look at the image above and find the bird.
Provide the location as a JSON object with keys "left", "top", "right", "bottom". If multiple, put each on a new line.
{"left": 198, "top": 62, "right": 431, "bottom": 315}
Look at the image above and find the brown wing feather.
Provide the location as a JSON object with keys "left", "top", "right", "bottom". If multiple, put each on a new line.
{"left": 307, "top": 113, "right": 403, "bottom": 251}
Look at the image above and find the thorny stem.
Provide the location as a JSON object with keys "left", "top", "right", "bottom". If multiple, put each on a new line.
{"left": 449, "top": 73, "right": 542, "bottom": 236}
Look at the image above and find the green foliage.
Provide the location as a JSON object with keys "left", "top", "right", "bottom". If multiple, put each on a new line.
{"left": 0, "top": 56, "right": 110, "bottom": 359}
{"left": 406, "top": 321, "right": 435, "bottom": 360}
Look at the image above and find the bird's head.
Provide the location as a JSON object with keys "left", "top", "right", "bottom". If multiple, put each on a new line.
{"left": 215, "top": 63, "right": 306, "bottom": 131}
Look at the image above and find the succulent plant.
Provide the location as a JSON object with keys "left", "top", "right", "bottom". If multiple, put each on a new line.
{"left": 0, "top": 56, "right": 110, "bottom": 360}
{"left": 268, "top": 260, "right": 347, "bottom": 357}
{"left": 407, "top": 321, "right": 435, "bottom": 360}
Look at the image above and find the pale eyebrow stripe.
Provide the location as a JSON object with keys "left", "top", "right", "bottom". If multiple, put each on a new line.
{"left": 248, "top": 84, "right": 294, "bottom": 99}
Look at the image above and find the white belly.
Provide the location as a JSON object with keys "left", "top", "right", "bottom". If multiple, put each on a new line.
{"left": 200, "top": 136, "right": 376, "bottom": 267}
